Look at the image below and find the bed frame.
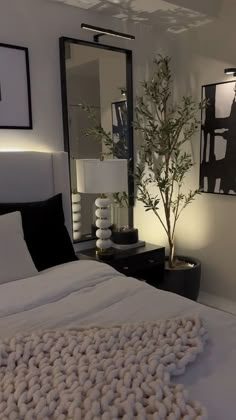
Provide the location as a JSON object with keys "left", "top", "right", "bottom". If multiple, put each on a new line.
{"left": 0, "top": 151, "right": 72, "bottom": 235}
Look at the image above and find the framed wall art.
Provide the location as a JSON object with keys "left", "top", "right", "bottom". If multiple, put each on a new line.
{"left": 0, "top": 43, "right": 32, "bottom": 129}
{"left": 111, "top": 100, "right": 128, "bottom": 159}
{"left": 200, "top": 80, "right": 236, "bottom": 195}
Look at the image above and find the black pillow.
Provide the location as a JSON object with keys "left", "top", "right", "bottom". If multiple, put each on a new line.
{"left": 0, "top": 194, "right": 78, "bottom": 271}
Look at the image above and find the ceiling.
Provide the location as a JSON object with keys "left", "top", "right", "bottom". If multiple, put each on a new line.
{"left": 50, "top": 0, "right": 221, "bottom": 33}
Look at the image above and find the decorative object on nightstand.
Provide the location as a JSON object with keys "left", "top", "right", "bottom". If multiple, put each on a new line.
{"left": 112, "top": 226, "right": 139, "bottom": 245}
{"left": 76, "top": 158, "right": 127, "bottom": 258}
{"left": 112, "top": 202, "right": 139, "bottom": 246}
{"left": 134, "top": 56, "right": 206, "bottom": 300}
{"left": 112, "top": 240, "right": 145, "bottom": 251}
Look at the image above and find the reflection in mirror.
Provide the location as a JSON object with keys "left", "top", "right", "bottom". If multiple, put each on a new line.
{"left": 60, "top": 38, "right": 133, "bottom": 243}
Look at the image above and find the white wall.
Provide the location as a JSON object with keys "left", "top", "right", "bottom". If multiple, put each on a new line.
{"left": 135, "top": 0, "right": 236, "bottom": 302}
{"left": 0, "top": 0, "right": 158, "bottom": 152}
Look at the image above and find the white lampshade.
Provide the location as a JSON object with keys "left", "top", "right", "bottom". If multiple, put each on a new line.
{"left": 76, "top": 159, "right": 128, "bottom": 194}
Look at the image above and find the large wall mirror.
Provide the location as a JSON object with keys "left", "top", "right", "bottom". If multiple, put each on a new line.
{"left": 60, "top": 37, "right": 134, "bottom": 243}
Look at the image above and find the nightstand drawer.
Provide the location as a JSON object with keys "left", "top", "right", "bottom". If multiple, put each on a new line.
{"left": 139, "top": 250, "right": 164, "bottom": 266}
{"left": 79, "top": 243, "right": 165, "bottom": 284}
{"left": 111, "top": 250, "right": 164, "bottom": 275}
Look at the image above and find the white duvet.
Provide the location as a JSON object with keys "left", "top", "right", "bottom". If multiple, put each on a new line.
{"left": 0, "top": 260, "right": 236, "bottom": 419}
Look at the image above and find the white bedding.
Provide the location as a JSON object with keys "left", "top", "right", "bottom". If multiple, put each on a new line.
{"left": 0, "top": 260, "right": 236, "bottom": 419}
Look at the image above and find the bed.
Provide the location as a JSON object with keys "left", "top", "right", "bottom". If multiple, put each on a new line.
{"left": 0, "top": 151, "right": 235, "bottom": 419}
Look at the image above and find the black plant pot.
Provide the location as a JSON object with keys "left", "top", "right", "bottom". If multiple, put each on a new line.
{"left": 160, "top": 256, "right": 201, "bottom": 301}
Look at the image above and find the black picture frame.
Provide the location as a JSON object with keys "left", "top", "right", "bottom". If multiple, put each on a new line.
{"left": 0, "top": 43, "right": 32, "bottom": 129}
{"left": 111, "top": 100, "right": 128, "bottom": 159}
{"left": 200, "top": 79, "right": 236, "bottom": 196}
{"left": 59, "top": 37, "right": 134, "bottom": 242}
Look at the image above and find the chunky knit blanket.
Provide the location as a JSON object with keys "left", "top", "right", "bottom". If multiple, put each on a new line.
{"left": 0, "top": 316, "right": 207, "bottom": 419}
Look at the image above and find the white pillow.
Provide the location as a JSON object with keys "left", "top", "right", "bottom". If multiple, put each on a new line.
{"left": 0, "top": 211, "right": 38, "bottom": 284}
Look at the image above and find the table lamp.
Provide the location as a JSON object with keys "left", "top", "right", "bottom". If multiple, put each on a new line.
{"left": 76, "top": 158, "right": 128, "bottom": 257}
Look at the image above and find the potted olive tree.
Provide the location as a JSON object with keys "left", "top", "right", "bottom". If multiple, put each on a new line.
{"left": 134, "top": 56, "right": 206, "bottom": 300}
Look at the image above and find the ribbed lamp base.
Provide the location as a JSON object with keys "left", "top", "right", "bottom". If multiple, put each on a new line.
{"left": 95, "top": 196, "right": 113, "bottom": 258}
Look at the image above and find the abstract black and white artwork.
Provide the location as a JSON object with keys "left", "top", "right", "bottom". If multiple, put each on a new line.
{"left": 200, "top": 81, "right": 236, "bottom": 195}
{"left": 0, "top": 43, "right": 32, "bottom": 129}
{"left": 111, "top": 100, "right": 128, "bottom": 159}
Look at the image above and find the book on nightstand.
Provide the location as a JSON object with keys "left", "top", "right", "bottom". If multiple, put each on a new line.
{"left": 112, "top": 240, "right": 146, "bottom": 251}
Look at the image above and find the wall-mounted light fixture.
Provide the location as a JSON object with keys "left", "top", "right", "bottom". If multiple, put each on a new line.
{"left": 224, "top": 68, "right": 236, "bottom": 76}
{"left": 81, "top": 23, "right": 135, "bottom": 43}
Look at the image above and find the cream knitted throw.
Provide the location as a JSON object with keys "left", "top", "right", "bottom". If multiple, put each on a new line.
{"left": 0, "top": 316, "right": 207, "bottom": 419}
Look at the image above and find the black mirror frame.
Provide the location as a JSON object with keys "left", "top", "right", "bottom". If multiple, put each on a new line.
{"left": 59, "top": 37, "right": 134, "bottom": 242}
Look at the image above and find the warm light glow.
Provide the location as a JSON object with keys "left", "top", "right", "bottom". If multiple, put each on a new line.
{"left": 0, "top": 133, "right": 55, "bottom": 154}
{"left": 0, "top": 149, "right": 52, "bottom": 153}
{"left": 135, "top": 193, "right": 213, "bottom": 251}
{"left": 176, "top": 200, "right": 213, "bottom": 250}
{"left": 0, "top": 146, "right": 54, "bottom": 153}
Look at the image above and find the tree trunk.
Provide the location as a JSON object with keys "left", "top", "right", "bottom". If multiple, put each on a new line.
{"left": 168, "top": 240, "right": 175, "bottom": 268}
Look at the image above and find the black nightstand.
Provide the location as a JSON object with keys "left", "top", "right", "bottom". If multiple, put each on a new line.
{"left": 79, "top": 243, "right": 165, "bottom": 288}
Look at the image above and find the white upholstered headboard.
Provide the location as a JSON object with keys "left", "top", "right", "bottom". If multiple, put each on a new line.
{"left": 0, "top": 151, "right": 72, "bottom": 235}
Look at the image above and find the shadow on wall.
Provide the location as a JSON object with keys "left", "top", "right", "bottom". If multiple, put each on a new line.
{"left": 168, "top": 0, "right": 222, "bottom": 18}
{"left": 168, "top": 0, "right": 236, "bottom": 80}
{"left": 53, "top": 0, "right": 222, "bottom": 33}
{"left": 92, "top": 0, "right": 211, "bottom": 34}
